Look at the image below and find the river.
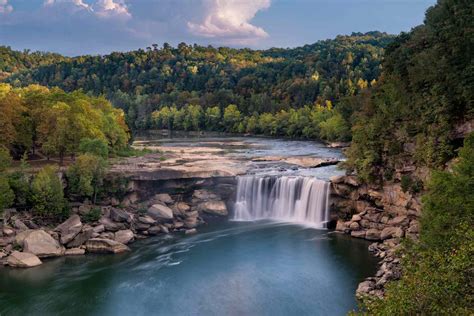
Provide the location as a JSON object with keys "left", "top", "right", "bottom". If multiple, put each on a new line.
{"left": 0, "top": 135, "right": 377, "bottom": 315}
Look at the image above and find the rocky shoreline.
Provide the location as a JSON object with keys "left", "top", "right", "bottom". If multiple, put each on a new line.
{"left": 330, "top": 174, "right": 421, "bottom": 298}
{"left": 0, "top": 189, "right": 228, "bottom": 268}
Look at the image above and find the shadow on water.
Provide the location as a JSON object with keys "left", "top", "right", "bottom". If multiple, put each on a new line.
{"left": 0, "top": 221, "right": 377, "bottom": 316}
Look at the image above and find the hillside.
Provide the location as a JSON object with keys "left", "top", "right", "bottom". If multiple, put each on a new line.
{"left": 4, "top": 32, "right": 393, "bottom": 131}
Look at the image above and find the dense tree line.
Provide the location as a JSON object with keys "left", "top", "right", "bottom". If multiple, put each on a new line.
{"left": 346, "top": 0, "right": 473, "bottom": 314}
{"left": 0, "top": 83, "right": 130, "bottom": 162}
{"left": 151, "top": 101, "right": 350, "bottom": 141}
{"left": 4, "top": 32, "right": 393, "bottom": 132}
{"left": 343, "top": 0, "right": 474, "bottom": 182}
{"left": 0, "top": 46, "right": 67, "bottom": 81}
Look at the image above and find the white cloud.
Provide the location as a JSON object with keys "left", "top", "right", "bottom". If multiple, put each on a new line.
{"left": 187, "top": 0, "right": 270, "bottom": 44}
{"left": 44, "top": 0, "right": 91, "bottom": 10}
{"left": 94, "top": 0, "right": 130, "bottom": 18}
{"left": 0, "top": 0, "right": 13, "bottom": 14}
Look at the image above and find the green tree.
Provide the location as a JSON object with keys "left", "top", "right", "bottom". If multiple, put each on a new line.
{"left": 66, "top": 153, "right": 108, "bottom": 203}
{"left": 78, "top": 138, "right": 109, "bottom": 158}
{"left": 31, "top": 166, "right": 66, "bottom": 217}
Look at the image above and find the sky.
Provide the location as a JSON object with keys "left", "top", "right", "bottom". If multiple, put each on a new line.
{"left": 0, "top": 0, "right": 436, "bottom": 56}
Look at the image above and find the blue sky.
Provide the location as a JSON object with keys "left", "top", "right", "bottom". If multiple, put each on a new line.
{"left": 0, "top": 0, "right": 436, "bottom": 56}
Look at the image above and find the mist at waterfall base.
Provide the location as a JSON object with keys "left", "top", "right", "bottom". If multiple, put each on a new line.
{"left": 0, "top": 222, "right": 377, "bottom": 315}
{"left": 233, "top": 175, "right": 331, "bottom": 228}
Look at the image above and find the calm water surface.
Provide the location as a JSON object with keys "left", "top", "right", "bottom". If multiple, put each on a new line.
{"left": 0, "top": 221, "right": 377, "bottom": 316}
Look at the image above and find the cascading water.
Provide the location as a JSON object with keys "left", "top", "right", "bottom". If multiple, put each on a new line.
{"left": 233, "top": 175, "right": 330, "bottom": 228}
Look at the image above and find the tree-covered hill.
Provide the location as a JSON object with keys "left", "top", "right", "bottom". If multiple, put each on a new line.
{"left": 4, "top": 32, "right": 393, "bottom": 131}
{"left": 0, "top": 46, "right": 68, "bottom": 81}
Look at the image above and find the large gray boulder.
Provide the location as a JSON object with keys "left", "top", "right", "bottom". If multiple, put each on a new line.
{"left": 110, "top": 208, "right": 131, "bottom": 223}
{"left": 147, "top": 204, "right": 173, "bottom": 220}
{"left": 114, "top": 230, "right": 134, "bottom": 245}
{"left": 99, "top": 217, "right": 126, "bottom": 232}
{"left": 23, "top": 230, "right": 63, "bottom": 258}
{"left": 15, "top": 229, "right": 34, "bottom": 247}
{"left": 55, "top": 215, "right": 83, "bottom": 244}
{"left": 85, "top": 238, "right": 130, "bottom": 254}
{"left": 7, "top": 251, "right": 42, "bottom": 268}
{"left": 67, "top": 226, "right": 94, "bottom": 248}
{"left": 197, "top": 201, "right": 228, "bottom": 216}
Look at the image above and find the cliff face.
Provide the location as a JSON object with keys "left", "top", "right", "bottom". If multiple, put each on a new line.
{"left": 330, "top": 174, "right": 423, "bottom": 298}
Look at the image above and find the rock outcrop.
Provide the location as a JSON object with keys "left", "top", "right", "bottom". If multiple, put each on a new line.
{"left": 55, "top": 215, "right": 83, "bottom": 244}
{"left": 330, "top": 175, "right": 422, "bottom": 298}
{"left": 23, "top": 230, "right": 64, "bottom": 258}
{"left": 7, "top": 251, "right": 42, "bottom": 268}
{"left": 147, "top": 204, "right": 174, "bottom": 220}
{"left": 85, "top": 238, "right": 130, "bottom": 254}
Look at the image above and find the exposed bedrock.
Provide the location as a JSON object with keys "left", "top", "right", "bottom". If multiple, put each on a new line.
{"left": 329, "top": 174, "right": 422, "bottom": 298}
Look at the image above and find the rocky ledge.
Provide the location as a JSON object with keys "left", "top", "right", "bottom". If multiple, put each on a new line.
{"left": 0, "top": 189, "right": 228, "bottom": 269}
{"left": 330, "top": 175, "right": 421, "bottom": 298}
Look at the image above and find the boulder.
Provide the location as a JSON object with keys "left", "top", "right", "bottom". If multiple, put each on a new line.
{"left": 351, "top": 214, "right": 362, "bottom": 222}
{"left": 67, "top": 226, "right": 93, "bottom": 248}
{"left": 2, "top": 227, "right": 15, "bottom": 237}
{"left": 0, "top": 236, "right": 13, "bottom": 247}
{"left": 148, "top": 226, "right": 161, "bottom": 235}
{"left": 176, "top": 202, "right": 191, "bottom": 213}
{"left": 154, "top": 193, "right": 174, "bottom": 205}
{"left": 349, "top": 222, "right": 360, "bottom": 230}
{"left": 407, "top": 221, "right": 420, "bottom": 234}
{"left": 114, "top": 230, "right": 134, "bottom": 245}
{"left": 365, "top": 229, "right": 381, "bottom": 241}
{"left": 185, "top": 228, "right": 197, "bottom": 235}
{"left": 7, "top": 251, "right": 42, "bottom": 268}
{"left": 15, "top": 229, "right": 34, "bottom": 247}
{"left": 14, "top": 219, "right": 29, "bottom": 231}
{"left": 147, "top": 204, "right": 173, "bottom": 220}
{"left": 23, "top": 230, "right": 63, "bottom": 258}
{"left": 388, "top": 215, "right": 409, "bottom": 226}
{"left": 65, "top": 248, "right": 85, "bottom": 256}
{"left": 55, "top": 215, "right": 83, "bottom": 245}
{"left": 173, "top": 221, "right": 184, "bottom": 229}
{"left": 192, "top": 189, "right": 218, "bottom": 201}
{"left": 134, "top": 222, "right": 151, "bottom": 231}
{"left": 329, "top": 175, "right": 345, "bottom": 184}
{"left": 335, "top": 220, "right": 347, "bottom": 232}
{"left": 99, "top": 217, "right": 126, "bottom": 232}
{"left": 85, "top": 238, "right": 130, "bottom": 254}
{"left": 159, "top": 225, "right": 169, "bottom": 234}
{"left": 184, "top": 217, "right": 198, "bottom": 229}
{"left": 93, "top": 224, "right": 105, "bottom": 234}
{"left": 381, "top": 227, "right": 404, "bottom": 240}
{"left": 138, "top": 215, "right": 156, "bottom": 225}
{"left": 356, "top": 280, "right": 375, "bottom": 297}
{"left": 110, "top": 208, "right": 131, "bottom": 223}
{"left": 351, "top": 230, "right": 366, "bottom": 238}
{"left": 197, "top": 201, "right": 228, "bottom": 216}
{"left": 122, "top": 192, "right": 139, "bottom": 207}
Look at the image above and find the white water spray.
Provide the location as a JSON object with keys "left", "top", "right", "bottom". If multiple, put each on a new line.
{"left": 233, "top": 175, "right": 330, "bottom": 228}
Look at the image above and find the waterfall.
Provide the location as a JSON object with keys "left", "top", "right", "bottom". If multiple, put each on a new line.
{"left": 233, "top": 175, "right": 330, "bottom": 228}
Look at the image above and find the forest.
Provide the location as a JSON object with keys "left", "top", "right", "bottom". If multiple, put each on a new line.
{"left": 0, "top": 0, "right": 472, "bottom": 313}
{"left": 3, "top": 32, "right": 392, "bottom": 141}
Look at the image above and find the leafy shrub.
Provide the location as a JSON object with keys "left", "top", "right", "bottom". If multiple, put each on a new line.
{"left": 31, "top": 166, "right": 66, "bottom": 217}
{"left": 83, "top": 207, "right": 101, "bottom": 223}
{"left": 67, "top": 154, "right": 107, "bottom": 203}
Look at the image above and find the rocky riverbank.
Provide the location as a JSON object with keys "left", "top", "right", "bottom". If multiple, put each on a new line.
{"left": 330, "top": 174, "right": 422, "bottom": 298}
{"left": 0, "top": 188, "right": 228, "bottom": 268}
